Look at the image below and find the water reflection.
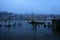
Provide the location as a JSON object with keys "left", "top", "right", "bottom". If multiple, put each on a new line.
{"left": 0, "top": 24, "right": 2, "bottom": 27}
{"left": 44, "top": 24, "right": 46, "bottom": 28}
{"left": 29, "top": 20, "right": 47, "bottom": 33}
{"left": 0, "top": 20, "right": 60, "bottom": 40}
{"left": 47, "top": 23, "right": 51, "bottom": 28}
{"left": 32, "top": 24, "right": 37, "bottom": 33}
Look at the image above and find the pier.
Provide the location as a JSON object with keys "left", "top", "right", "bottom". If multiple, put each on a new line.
{"left": 52, "top": 19, "right": 60, "bottom": 33}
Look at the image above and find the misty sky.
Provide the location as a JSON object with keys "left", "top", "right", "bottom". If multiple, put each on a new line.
{"left": 0, "top": 0, "right": 60, "bottom": 14}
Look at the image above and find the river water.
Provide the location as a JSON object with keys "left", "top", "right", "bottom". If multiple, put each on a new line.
{"left": 0, "top": 20, "right": 60, "bottom": 40}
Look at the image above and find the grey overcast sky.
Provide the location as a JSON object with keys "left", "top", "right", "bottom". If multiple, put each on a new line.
{"left": 0, "top": 0, "right": 60, "bottom": 14}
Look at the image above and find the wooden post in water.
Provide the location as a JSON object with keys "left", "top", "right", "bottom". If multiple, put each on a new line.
{"left": 20, "top": 14, "right": 22, "bottom": 26}
{"left": 19, "top": 14, "right": 22, "bottom": 32}
{"left": 9, "top": 13, "right": 11, "bottom": 25}
{"left": 8, "top": 13, "right": 12, "bottom": 30}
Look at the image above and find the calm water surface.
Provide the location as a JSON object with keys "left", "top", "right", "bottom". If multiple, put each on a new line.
{"left": 0, "top": 20, "right": 60, "bottom": 40}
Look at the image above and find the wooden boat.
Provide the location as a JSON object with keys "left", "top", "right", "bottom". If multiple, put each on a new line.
{"left": 29, "top": 20, "right": 45, "bottom": 25}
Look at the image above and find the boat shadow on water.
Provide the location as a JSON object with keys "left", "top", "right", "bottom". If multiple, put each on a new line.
{"left": 28, "top": 20, "right": 45, "bottom": 32}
